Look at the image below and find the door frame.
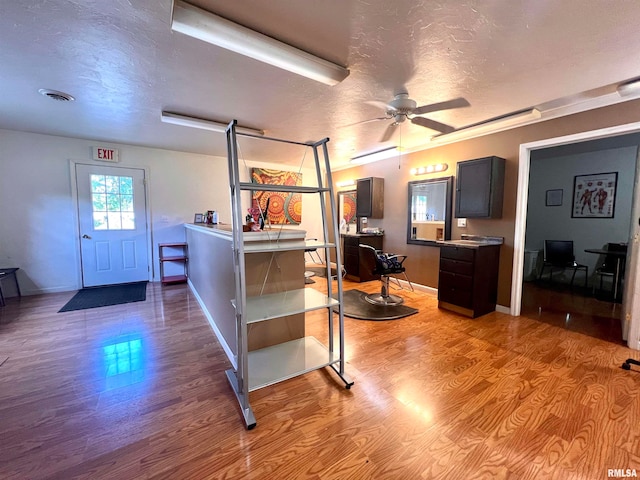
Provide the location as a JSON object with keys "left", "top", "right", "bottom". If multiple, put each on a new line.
{"left": 70, "top": 160, "right": 153, "bottom": 287}
{"left": 511, "top": 121, "right": 640, "bottom": 351}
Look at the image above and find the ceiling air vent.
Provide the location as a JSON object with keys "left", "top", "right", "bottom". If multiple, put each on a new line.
{"left": 38, "top": 89, "right": 75, "bottom": 102}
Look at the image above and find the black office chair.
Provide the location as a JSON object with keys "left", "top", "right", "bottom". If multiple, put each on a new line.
{"left": 538, "top": 240, "right": 588, "bottom": 289}
{"left": 593, "top": 243, "right": 627, "bottom": 296}
{"left": 359, "top": 244, "right": 412, "bottom": 306}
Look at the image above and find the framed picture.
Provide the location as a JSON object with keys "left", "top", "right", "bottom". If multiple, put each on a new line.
{"left": 194, "top": 213, "right": 204, "bottom": 223}
{"left": 545, "top": 189, "right": 563, "bottom": 207}
{"left": 571, "top": 172, "right": 617, "bottom": 218}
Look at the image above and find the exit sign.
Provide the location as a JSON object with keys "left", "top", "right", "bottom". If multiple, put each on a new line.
{"left": 92, "top": 146, "right": 119, "bottom": 163}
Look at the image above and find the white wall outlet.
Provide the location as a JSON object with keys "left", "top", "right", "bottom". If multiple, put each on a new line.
{"left": 161, "top": 215, "right": 170, "bottom": 223}
{"left": 362, "top": 217, "right": 368, "bottom": 224}
{"left": 457, "top": 218, "right": 467, "bottom": 227}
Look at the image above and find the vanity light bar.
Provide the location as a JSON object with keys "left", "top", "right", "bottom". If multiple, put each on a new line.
{"left": 336, "top": 179, "right": 355, "bottom": 188}
{"left": 410, "top": 164, "right": 448, "bottom": 175}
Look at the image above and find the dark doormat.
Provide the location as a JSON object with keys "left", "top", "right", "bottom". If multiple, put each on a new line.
{"left": 337, "top": 289, "right": 418, "bottom": 321}
{"left": 58, "top": 282, "right": 147, "bottom": 312}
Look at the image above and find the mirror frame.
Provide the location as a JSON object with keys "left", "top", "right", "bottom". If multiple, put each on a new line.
{"left": 406, "top": 175, "right": 454, "bottom": 246}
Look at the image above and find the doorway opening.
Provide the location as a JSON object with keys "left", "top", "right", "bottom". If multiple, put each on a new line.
{"left": 511, "top": 122, "right": 640, "bottom": 350}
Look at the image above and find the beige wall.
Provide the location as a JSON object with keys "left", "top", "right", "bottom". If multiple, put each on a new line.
{"left": 333, "top": 99, "right": 640, "bottom": 308}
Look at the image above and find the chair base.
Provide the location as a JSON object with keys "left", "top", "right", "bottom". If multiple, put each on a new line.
{"left": 365, "top": 293, "right": 404, "bottom": 306}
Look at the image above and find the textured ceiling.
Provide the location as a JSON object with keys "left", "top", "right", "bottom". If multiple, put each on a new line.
{"left": 2, "top": 1, "right": 640, "bottom": 168}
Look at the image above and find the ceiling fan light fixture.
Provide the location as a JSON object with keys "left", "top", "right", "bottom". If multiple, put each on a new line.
{"left": 161, "top": 111, "right": 264, "bottom": 136}
{"left": 350, "top": 146, "right": 399, "bottom": 165}
{"left": 171, "top": 0, "right": 349, "bottom": 86}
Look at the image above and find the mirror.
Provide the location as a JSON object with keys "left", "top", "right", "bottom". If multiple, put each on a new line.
{"left": 337, "top": 190, "right": 357, "bottom": 234}
{"left": 407, "top": 176, "right": 453, "bottom": 245}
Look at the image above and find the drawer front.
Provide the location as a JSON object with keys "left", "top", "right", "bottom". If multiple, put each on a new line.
{"left": 438, "top": 284, "right": 473, "bottom": 309}
{"left": 439, "top": 270, "right": 473, "bottom": 291}
{"left": 440, "top": 258, "right": 474, "bottom": 276}
{"left": 440, "top": 246, "right": 475, "bottom": 262}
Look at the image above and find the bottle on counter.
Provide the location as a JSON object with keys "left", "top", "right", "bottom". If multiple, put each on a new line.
{"left": 212, "top": 211, "right": 218, "bottom": 224}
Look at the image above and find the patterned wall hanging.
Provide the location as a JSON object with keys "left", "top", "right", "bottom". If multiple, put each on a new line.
{"left": 251, "top": 168, "right": 302, "bottom": 224}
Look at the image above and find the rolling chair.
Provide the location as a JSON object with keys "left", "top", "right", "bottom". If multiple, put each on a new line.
{"left": 538, "top": 240, "right": 588, "bottom": 289}
{"left": 359, "top": 244, "right": 413, "bottom": 306}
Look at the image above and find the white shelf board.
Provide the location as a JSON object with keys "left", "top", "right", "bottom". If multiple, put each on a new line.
{"left": 243, "top": 239, "right": 334, "bottom": 253}
{"left": 248, "top": 336, "right": 339, "bottom": 391}
{"left": 238, "top": 288, "right": 339, "bottom": 324}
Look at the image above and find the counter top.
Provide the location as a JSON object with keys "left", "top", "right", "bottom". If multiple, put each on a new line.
{"left": 185, "top": 223, "right": 306, "bottom": 242}
{"left": 437, "top": 235, "right": 504, "bottom": 248}
{"left": 340, "top": 232, "right": 384, "bottom": 237}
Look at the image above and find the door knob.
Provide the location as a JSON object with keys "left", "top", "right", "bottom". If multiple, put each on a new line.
{"left": 82, "top": 234, "right": 91, "bottom": 239}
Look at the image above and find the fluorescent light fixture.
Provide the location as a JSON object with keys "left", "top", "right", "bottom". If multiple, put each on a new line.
{"left": 431, "top": 108, "right": 542, "bottom": 143}
{"left": 336, "top": 179, "right": 355, "bottom": 188}
{"left": 350, "top": 146, "right": 400, "bottom": 165}
{"left": 161, "top": 111, "right": 264, "bottom": 136}
{"left": 171, "top": 0, "right": 349, "bottom": 86}
{"left": 617, "top": 79, "right": 640, "bottom": 97}
{"left": 410, "top": 163, "right": 448, "bottom": 175}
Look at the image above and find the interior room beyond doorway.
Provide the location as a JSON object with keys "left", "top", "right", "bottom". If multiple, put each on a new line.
{"left": 521, "top": 133, "right": 640, "bottom": 344}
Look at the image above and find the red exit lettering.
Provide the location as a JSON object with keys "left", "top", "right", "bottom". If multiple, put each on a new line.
{"left": 98, "top": 149, "right": 113, "bottom": 160}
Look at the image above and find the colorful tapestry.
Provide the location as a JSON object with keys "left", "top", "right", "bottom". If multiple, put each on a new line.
{"left": 251, "top": 168, "right": 302, "bottom": 224}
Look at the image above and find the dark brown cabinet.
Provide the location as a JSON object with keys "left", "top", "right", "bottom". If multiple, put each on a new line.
{"left": 455, "top": 156, "right": 505, "bottom": 218}
{"left": 356, "top": 177, "right": 384, "bottom": 218}
{"left": 438, "top": 243, "right": 501, "bottom": 318}
{"left": 342, "top": 234, "right": 383, "bottom": 282}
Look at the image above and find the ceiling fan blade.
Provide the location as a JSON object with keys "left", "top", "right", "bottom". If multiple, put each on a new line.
{"left": 411, "top": 116, "right": 455, "bottom": 134}
{"left": 379, "top": 123, "right": 398, "bottom": 142}
{"left": 341, "top": 117, "right": 388, "bottom": 128}
{"left": 412, "top": 97, "right": 470, "bottom": 115}
{"left": 365, "top": 100, "right": 395, "bottom": 111}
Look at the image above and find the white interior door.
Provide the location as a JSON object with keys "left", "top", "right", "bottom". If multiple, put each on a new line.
{"left": 76, "top": 164, "right": 149, "bottom": 287}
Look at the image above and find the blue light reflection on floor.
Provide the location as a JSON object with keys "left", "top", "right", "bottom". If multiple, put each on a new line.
{"left": 103, "top": 337, "right": 146, "bottom": 390}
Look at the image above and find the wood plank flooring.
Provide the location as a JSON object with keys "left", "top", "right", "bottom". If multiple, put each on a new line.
{"left": 1, "top": 279, "right": 639, "bottom": 479}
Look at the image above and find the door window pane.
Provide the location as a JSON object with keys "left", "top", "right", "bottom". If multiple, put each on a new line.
{"left": 90, "top": 174, "right": 136, "bottom": 230}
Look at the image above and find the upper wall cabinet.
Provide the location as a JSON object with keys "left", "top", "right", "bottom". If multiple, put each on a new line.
{"left": 455, "top": 156, "right": 505, "bottom": 218}
{"left": 356, "top": 177, "right": 384, "bottom": 218}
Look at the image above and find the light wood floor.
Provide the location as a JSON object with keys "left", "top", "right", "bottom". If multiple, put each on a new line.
{"left": 1, "top": 279, "right": 639, "bottom": 479}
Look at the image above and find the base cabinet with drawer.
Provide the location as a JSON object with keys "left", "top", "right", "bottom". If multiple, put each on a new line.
{"left": 438, "top": 244, "right": 501, "bottom": 318}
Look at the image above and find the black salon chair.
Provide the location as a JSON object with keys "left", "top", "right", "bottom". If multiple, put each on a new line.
{"left": 538, "top": 240, "right": 588, "bottom": 289}
{"left": 359, "top": 244, "right": 412, "bottom": 306}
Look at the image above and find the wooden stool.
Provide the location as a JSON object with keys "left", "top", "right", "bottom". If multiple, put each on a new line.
{"left": 0, "top": 268, "right": 21, "bottom": 306}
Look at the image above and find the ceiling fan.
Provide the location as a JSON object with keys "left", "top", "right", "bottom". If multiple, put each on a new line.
{"left": 352, "top": 91, "right": 470, "bottom": 142}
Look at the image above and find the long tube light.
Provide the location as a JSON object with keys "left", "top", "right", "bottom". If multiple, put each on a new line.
{"left": 431, "top": 108, "right": 542, "bottom": 143}
{"left": 161, "top": 111, "right": 264, "bottom": 136}
{"left": 617, "top": 79, "right": 640, "bottom": 97}
{"left": 349, "top": 146, "right": 400, "bottom": 165}
{"left": 171, "top": 0, "right": 349, "bottom": 86}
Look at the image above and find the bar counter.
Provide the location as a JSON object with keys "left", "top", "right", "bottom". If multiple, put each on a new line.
{"left": 185, "top": 223, "right": 306, "bottom": 368}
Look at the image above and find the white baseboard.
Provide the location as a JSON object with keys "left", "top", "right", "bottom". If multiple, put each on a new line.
{"left": 187, "top": 279, "right": 237, "bottom": 370}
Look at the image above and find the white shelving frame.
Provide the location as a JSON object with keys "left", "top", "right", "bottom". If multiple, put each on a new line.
{"left": 225, "top": 120, "right": 353, "bottom": 429}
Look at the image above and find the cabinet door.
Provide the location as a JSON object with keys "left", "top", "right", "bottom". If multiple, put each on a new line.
{"left": 356, "top": 178, "right": 384, "bottom": 218}
{"left": 455, "top": 157, "right": 504, "bottom": 218}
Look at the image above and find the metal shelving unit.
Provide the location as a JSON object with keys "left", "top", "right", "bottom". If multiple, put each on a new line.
{"left": 225, "top": 120, "right": 353, "bottom": 429}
